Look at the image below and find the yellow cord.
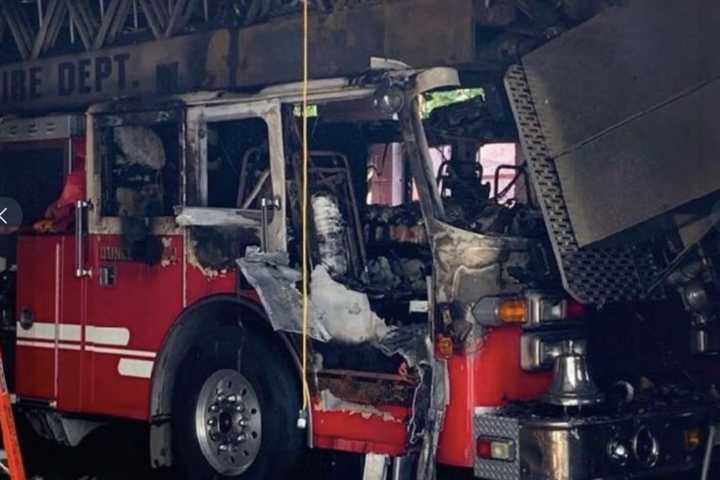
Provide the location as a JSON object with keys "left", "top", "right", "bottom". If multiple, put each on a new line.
{"left": 301, "top": 0, "right": 310, "bottom": 412}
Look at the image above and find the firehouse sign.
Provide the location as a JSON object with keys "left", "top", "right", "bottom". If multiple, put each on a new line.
{"left": 0, "top": 31, "right": 216, "bottom": 113}
{"left": 0, "top": 0, "right": 476, "bottom": 114}
{"left": 1, "top": 54, "right": 133, "bottom": 101}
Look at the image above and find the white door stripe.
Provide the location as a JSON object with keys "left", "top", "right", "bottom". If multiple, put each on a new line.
{"left": 117, "top": 358, "right": 154, "bottom": 379}
{"left": 17, "top": 322, "right": 133, "bottom": 346}
{"left": 16, "top": 322, "right": 81, "bottom": 342}
{"left": 85, "top": 345, "right": 157, "bottom": 359}
{"left": 85, "top": 326, "right": 131, "bottom": 346}
{"left": 17, "top": 340, "right": 81, "bottom": 351}
{"left": 17, "top": 324, "right": 157, "bottom": 359}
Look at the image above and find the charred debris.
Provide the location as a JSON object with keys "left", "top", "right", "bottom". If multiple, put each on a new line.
{"left": 226, "top": 79, "right": 557, "bottom": 407}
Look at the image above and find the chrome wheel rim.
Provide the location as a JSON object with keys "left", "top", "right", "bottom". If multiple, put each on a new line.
{"left": 195, "top": 369, "right": 262, "bottom": 475}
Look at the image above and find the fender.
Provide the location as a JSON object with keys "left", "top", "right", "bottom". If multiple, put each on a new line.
{"left": 147, "top": 293, "right": 303, "bottom": 468}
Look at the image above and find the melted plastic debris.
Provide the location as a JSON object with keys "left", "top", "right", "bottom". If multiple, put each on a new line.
{"left": 239, "top": 249, "right": 394, "bottom": 345}
{"left": 312, "top": 193, "right": 349, "bottom": 276}
{"left": 113, "top": 126, "right": 166, "bottom": 170}
{"left": 316, "top": 389, "right": 402, "bottom": 422}
{"left": 238, "top": 250, "right": 333, "bottom": 341}
{"left": 311, "top": 265, "right": 390, "bottom": 344}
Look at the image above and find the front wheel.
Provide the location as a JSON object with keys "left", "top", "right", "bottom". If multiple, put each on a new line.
{"left": 172, "top": 326, "right": 304, "bottom": 479}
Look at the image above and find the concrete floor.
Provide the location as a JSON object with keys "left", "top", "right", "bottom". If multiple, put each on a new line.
{"left": 21, "top": 421, "right": 366, "bottom": 480}
{"left": 19, "top": 422, "right": 710, "bottom": 480}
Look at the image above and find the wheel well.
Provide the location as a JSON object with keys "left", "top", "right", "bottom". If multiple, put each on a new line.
{"left": 148, "top": 294, "right": 301, "bottom": 468}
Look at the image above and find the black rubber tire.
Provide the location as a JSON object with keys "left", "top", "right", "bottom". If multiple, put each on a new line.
{"left": 172, "top": 325, "right": 305, "bottom": 480}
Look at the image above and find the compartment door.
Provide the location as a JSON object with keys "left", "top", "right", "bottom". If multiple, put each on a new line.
{"left": 15, "top": 235, "right": 67, "bottom": 401}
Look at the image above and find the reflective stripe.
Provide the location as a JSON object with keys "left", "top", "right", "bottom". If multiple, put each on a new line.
{"left": 16, "top": 322, "right": 81, "bottom": 342}
{"left": 85, "top": 326, "right": 130, "bottom": 346}
{"left": 16, "top": 324, "right": 157, "bottom": 359}
{"left": 85, "top": 345, "right": 157, "bottom": 359}
{"left": 117, "top": 358, "right": 154, "bottom": 379}
{"left": 18, "top": 323, "right": 133, "bottom": 346}
{"left": 17, "top": 340, "right": 81, "bottom": 351}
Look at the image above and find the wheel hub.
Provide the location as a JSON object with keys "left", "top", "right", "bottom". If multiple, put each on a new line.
{"left": 195, "top": 370, "right": 262, "bottom": 475}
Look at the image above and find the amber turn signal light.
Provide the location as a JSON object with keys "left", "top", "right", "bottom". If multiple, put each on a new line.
{"left": 684, "top": 427, "right": 703, "bottom": 452}
{"left": 495, "top": 299, "right": 528, "bottom": 324}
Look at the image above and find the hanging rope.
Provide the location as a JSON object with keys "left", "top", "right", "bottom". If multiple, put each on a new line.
{"left": 300, "top": 0, "right": 311, "bottom": 413}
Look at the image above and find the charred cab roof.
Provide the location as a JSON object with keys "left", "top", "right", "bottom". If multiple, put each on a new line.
{"left": 87, "top": 67, "right": 460, "bottom": 115}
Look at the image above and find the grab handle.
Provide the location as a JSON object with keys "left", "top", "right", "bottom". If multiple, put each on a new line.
{"left": 75, "top": 200, "right": 92, "bottom": 278}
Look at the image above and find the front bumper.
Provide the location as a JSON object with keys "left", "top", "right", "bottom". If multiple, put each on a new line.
{"left": 473, "top": 402, "right": 710, "bottom": 480}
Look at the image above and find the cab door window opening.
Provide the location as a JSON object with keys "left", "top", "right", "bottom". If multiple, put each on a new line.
{"left": 0, "top": 142, "right": 68, "bottom": 230}
{"left": 185, "top": 117, "right": 273, "bottom": 271}
{"left": 291, "top": 94, "right": 432, "bottom": 306}
{"left": 205, "top": 117, "right": 271, "bottom": 210}
{"left": 181, "top": 102, "right": 287, "bottom": 269}
{"left": 95, "top": 111, "right": 181, "bottom": 220}
{"left": 0, "top": 138, "right": 83, "bottom": 258}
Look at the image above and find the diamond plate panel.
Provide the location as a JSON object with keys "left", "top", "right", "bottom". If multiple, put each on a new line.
{"left": 503, "top": 65, "right": 661, "bottom": 304}
{"left": 473, "top": 412, "right": 520, "bottom": 480}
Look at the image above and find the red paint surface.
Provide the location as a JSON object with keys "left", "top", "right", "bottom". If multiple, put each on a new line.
{"left": 437, "top": 326, "right": 552, "bottom": 467}
{"left": 312, "top": 404, "right": 409, "bottom": 456}
{"left": 56, "top": 235, "right": 85, "bottom": 413}
{"left": 83, "top": 234, "right": 184, "bottom": 420}
{"left": 15, "top": 227, "right": 244, "bottom": 420}
{"left": 186, "top": 266, "right": 236, "bottom": 305}
{"left": 14, "top": 345, "right": 55, "bottom": 401}
{"left": 15, "top": 235, "right": 62, "bottom": 401}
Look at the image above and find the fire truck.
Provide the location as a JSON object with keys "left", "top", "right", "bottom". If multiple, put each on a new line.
{"left": 0, "top": 0, "right": 719, "bottom": 479}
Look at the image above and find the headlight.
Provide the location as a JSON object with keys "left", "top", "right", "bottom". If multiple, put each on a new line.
{"left": 633, "top": 426, "right": 660, "bottom": 467}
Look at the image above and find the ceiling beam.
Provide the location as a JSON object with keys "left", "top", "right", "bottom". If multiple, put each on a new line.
{"left": 139, "top": 0, "right": 169, "bottom": 39}
{"left": 31, "top": 0, "right": 68, "bottom": 59}
{"left": 65, "top": 0, "right": 99, "bottom": 51}
{"left": 165, "top": 0, "right": 199, "bottom": 37}
{"left": 93, "top": 0, "right": 132, "bottom": 49}
{"left": 0, "top": 0, "right": 35, "bottom": 60}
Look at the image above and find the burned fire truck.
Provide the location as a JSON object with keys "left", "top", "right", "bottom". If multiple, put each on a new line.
{"left": 0, "top": 0, "right": 719, "bottom": 479}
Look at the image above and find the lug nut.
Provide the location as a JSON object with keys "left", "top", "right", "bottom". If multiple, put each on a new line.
{"left": 236, "top": 434, "right": 247, "bottom": 443}
{"left": 227, "top": 395, "right": 238, "bottom": 403}
{"left": 218, "top": 443, "right": 230, "bottom": 453}
{"left": 235, "top": 404, "right": 245, "bottom": 413}
{"left": 238, "top": 419, "right": 249, "bottom": 427}
{"left": 207, "top": 418, "right": 217, "bottom": 427}
{"left": 209, "top": 403, "right": 220, "bottom": 413}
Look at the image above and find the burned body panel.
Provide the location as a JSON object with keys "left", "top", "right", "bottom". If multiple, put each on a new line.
{"left": 431, "top": 221, "right": 530, "bottom": 306}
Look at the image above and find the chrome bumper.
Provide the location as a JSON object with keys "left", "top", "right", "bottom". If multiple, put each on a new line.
{"left": 473, "top": 404, "right": 709, "bottom": 480}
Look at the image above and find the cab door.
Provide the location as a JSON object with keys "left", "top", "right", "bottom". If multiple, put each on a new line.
{"left": 11, "top": 130, "right": 86, "bottom": 408}
{"left": 82, "top": 109, "right": 184, "bottom": 420}
{"left": 16, "top": 235, "right": 68, "bottom": 401}
{"left": 182, "top": 99, "right": 287, "bottom": 255}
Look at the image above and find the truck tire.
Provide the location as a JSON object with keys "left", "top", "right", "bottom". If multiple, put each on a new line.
{"left": 172, "top": 326, "right": 304, "bottom": 479}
